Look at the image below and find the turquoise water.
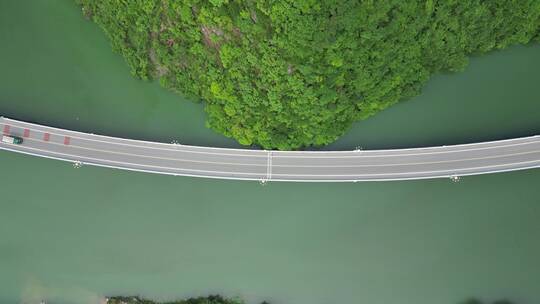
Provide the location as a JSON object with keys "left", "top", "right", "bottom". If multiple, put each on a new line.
{"left": 0, "top": 1, "right": 539, "bottom": 304}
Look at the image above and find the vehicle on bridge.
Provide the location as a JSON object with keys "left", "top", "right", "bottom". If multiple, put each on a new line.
{"left": 2, "top": 135, "right": 23, "bottom": 145}
{"left": 1, "top": 117, "right": 539, "bottom": 182}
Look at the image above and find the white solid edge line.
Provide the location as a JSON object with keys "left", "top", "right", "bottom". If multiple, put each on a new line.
{"left": 2, "top": 117, "right": 539, "bottom": 157}
{"left": 20, "top": 137, "right": 267, "bottom": 167}
{"left": 2, "top": 121, "right": 540, "bottom": 159}
{"left": 0, "top": 146, "right": 538, "bottom": 182}
{"left": 2, "top": 121, "right": 267, "bottom": 157}
{"left": 1, "top": 144, "right": 538, "bottom": 178}
{"left": 2, "top": 117, "right": 265, "bottom": 154}
{"left": 0, "top": 145, "right": 266, "bottom": 176}
{"left": 13, "top": 137, "right": 540, "bottom": 169}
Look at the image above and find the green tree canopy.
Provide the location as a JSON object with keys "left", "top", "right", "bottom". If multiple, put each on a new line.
{"left": 78, "top": 0, "right": 540, "bottom": 149}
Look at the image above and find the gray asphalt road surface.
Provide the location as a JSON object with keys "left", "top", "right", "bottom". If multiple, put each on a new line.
{"left": 1, "top": 117, "right": 538, "bottom": 182}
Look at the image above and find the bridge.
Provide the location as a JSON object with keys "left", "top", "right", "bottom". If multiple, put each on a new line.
{"left": 0, "top": 116, "right": 539, "bottom": 182}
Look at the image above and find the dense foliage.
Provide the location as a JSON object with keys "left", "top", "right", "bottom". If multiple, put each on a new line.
{"left": 107, "top": 295, "right": 246, "bottom": 304}
{"left": 77, "top": 0, "right": 540, "bottom": 149}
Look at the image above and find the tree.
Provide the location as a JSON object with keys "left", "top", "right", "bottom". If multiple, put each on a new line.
{"left": 77, "top": 0, "right": 540, "bottom": 149}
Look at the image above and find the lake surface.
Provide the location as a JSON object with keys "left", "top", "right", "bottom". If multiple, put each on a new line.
{"left": 0, "top": 1, "right": 539, "bottom": 304}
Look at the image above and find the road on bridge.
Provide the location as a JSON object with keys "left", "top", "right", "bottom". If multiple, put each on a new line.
{"left": 1, "top": 117, "right": 539, "bottom": 182}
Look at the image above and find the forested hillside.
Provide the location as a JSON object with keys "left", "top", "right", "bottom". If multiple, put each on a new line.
{"left": 77, "top": 0, "right": 540, "bottom": 149}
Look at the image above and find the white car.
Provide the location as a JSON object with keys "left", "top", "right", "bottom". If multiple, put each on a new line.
{"left": 2, "top": 135, "right": 23, "bottom": 144}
